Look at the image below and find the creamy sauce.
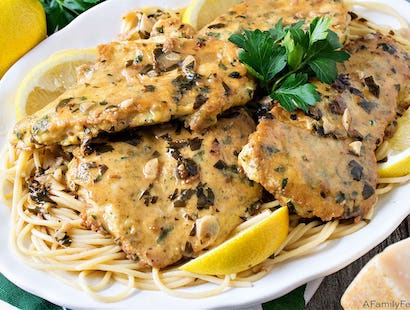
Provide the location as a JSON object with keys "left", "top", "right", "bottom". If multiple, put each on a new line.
{"left": 13, "top": 37, "right": 254, "bottom": 148}
{"left": 66, "top": 111, "right": 262, "bottom": 268}
{"left": 240, "top": 34, "right": 410, "bottom": 221}
{"left": 198, "top": 0, "right": 349, "bottom": 42}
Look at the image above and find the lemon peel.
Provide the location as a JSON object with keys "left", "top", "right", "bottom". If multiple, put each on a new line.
{"left": 180, "top": 206, "right": 289, "bottom": 275}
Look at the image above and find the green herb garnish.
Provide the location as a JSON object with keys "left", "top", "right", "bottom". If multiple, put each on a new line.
{"left": 40, "top": 0, "right": 103, "bottom": 34}
{"left": 229, "top": 17, "right": 350, "bottom": 112}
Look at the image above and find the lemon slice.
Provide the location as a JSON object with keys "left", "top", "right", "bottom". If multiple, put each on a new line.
{"left": 378, "top": 108, "right": 410, "bottom": 178}
{"left": 15, "top": 48, "right": 97, "bottom": 119}
{"left": 182, "top": 0, "right": 243, "bottom": 30}
{"left": 180, "top": 206, "right": 289, "bottom": 275}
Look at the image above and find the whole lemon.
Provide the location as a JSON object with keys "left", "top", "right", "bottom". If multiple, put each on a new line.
{"left": 0, "top": 0, "right": 47, "bottom": 78}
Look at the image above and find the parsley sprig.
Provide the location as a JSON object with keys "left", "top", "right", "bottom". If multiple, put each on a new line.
{"left": 229, "top": 17, "right": 350, "bottom": 112}
{"left": 40, "top": 0, "right": 103, "bottom": 34}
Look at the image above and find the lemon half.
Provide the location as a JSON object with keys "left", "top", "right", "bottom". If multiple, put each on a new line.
{"left": 15, "top": 49, "right": 97, "bottom": 119}
{"left": 377, "top": 108, "right": 410, "bottom": 178}
{"left": 182, "top": 0, "right": 243, "bottom": 30}
{"left": 0, "top": 0, "right": 46, "bottom": 78}
{"left": 180, "top": 206, "right": 289, "bottom": 275}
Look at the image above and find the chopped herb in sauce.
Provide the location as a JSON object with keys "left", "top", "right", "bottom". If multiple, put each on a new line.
{"left": 262, "top": 145, "right": 280, "bottom": 154}
{"left": 196, "top": 183, "right": 215, "bottom": 209}
{"left": 228, "top": 71, "right": 241, "bottom": 78}
{"left": 57, "top": 233, "right": 72, "bottom": 247}
{"left": 348, "top": 160, "right": 363, "bottom": 181}
{"left": 32, "top": 115, "right": 49, "bottom": 135}
{"left": 362, "top": 182, "right": 375, "bottom": 199}
{"left": 206, "top": 32, "right": 221, "bottom": 38}
{"left": 56, "top": 98, "right": 73, "bottom": 112}
{"left": 377, "top": 42, "right": 397, "bottom": 55}
{"left": 27, "top": 178, "right": 55, "bottom": 205}
{"left": 83, "top": 143, "right": 114, "bottom": 156}
{"left": 140, "top": 64, "right": 154, "bottom": 75}
{"left": 157, "top": 226, "right": 174, "bottom": 243}
{"left": 364, "top": 76, "right": 380, "bottom": 98}
{"left": 194, "top": 94, "right": 208, "bottom": 109}
{"left": 281, "top": 178, "right": 288, "bottom": 190}
{"left": 139, "top": 183, "right": 158, "bottom": 206}
{"left": 358, "top": 100, "right": 377, "bottom": 114}
{"left": 335, "top": 191, "right": 346, "bottom": 204}
{"left": 222, "top": 81, "right": 232, "bottom": 96}
{"left": 208, "top": 23, "right": 226, "bottom": 29}
{"left": 144, "top": 85, "right": 156, "bottom": 92}
{"left": 173, "top": 189, "right": 196, "bottom": 208}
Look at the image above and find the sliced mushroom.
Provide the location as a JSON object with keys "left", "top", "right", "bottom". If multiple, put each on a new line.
{"left": 153, "top": 47, "right": 182, "bottom": 72}
{"left": 181, "top": 55, "right": 197, "bottom": 80}
{"left": 79, "top": 101, "right": 96, "bottom": 114}
{"left": 322, "top": 116, "right": 336, "bottom": 134}
{"left": 342, "top": 108, "right": 351, "bottom": 132}
{"left": 195, "top": 215, "right": 220, "bottom": 247}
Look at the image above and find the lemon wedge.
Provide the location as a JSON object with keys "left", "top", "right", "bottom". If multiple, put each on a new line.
{"left": 378, "top": 108, "right": 410, "bottom": 178}
{"left": 15, "top": 48, "right": 97, "bottom": 119}
{"left": 182, "top": 0, "right": 243, "bottom": 30}
{"left": 180, "top": 206, "right": 289, "bottom": 275}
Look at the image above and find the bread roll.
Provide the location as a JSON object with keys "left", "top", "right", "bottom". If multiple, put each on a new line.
{"left": 341, "top": 237, "right": 410, "bottom": 309}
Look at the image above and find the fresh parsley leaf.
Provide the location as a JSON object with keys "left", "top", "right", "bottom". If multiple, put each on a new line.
{"left": 282, "top": 31, "right": 305, "bottom": 70}
{"left": 271, "top": 73, "right": 320, "bottom": 112}
{"left": 325, "top": 29, "right": 344, "bottom": 49}
{"left": 40, "top": 0, "right": 103, "bottom": 34}
{"left": 229, "top": 30, "right": 287, "bottom": 89}
{"left": 269, "top": 18, "right": 287, "bottom": 43}
{"left": 262, "top": 285, "right": 306, "bottom": 310}
{"left": 306, "top": 32, "right": 350, "bottom": 84}
{"left": 309, "top": 17, "right": 332, "bottom": 45}
{"left": 228, "top": 17, "right": 350, "bottom": 112}
{"left": 308, "top": 58, "right": 338, "bottom": 84}
{"left": 268, "top": 18, "right": 305, "bottom": 43}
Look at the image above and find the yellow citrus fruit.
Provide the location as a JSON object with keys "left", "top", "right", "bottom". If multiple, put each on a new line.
{"left": 378, "top": 108, "right": 410, "bottom": 178}
{"left": 182, "top": 0, "right": 243, "bottom": 30}
{"left": 179, "top": 206, "right": 289, "bottom": 275}
{"left": 15, "top": 49, "right": 97, "bottom": 119}
{"left": 0, "top": 0, "right": 47, "bottom": 78}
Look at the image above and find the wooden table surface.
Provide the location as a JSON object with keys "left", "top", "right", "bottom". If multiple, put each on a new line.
{"left": 306, "top": 215, "right": 410, "bottom": 309}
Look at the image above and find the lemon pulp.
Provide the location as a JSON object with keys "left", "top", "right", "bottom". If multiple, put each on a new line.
{"left": 15, "top": 49, "right": 97, "bottom": 119}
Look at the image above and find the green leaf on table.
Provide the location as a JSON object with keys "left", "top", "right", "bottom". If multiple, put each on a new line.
{"left": 262, "top": 284, "right": 306, "bottom": 310}
{"left": 0, "top": 273, "right": 61, "bottom": 310}
{"left": 39, "top": 0, "right": 103, "bottom": 34}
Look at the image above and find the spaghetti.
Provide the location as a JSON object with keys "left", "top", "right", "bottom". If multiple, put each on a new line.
{"left": 1, "top": 1, "right": 410, "bottom": 302}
